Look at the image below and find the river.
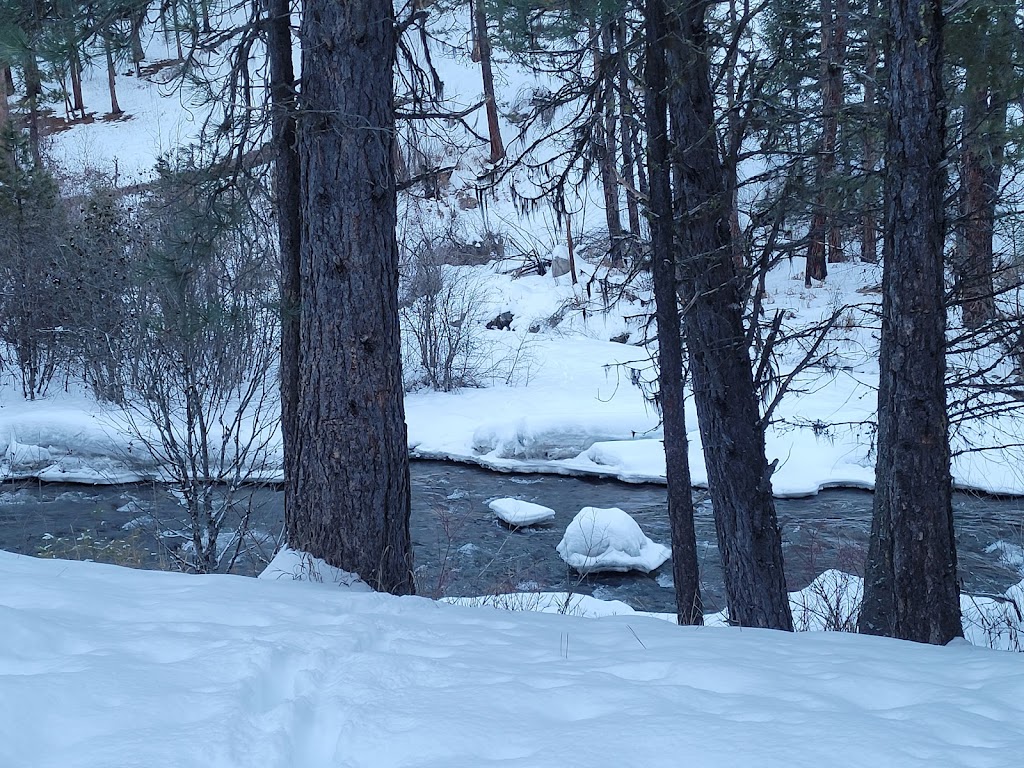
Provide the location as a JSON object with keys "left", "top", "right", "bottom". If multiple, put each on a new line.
{"left": 1, "top": 460, "right": 1021, "bottom": 613}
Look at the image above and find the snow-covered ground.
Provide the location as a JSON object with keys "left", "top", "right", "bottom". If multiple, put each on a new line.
{"left": 2, "top": 549, "right": 1023, "bottom": 768}
{"left": 5, "top": 256, "right": 1022, "bottom": 497}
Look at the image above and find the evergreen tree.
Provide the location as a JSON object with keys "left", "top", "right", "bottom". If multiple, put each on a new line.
{"left": 662, "top": 0, "right": 793, "bottom": 630}
{"left": 859, "top": 0, "right": 962, "bottom": 645}
{"left": 947, "top": 0, "right": 1021, "bottom": 330}
{"left": 291, "top": 0, "right": 416, "bottom": 594}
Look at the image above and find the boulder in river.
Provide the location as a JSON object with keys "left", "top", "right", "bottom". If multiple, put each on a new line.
{"left": 488, "top": 498, "right": 556, "bottom": 528}
{"left": 556, "top": 506, "right": 670, "bottom": 574}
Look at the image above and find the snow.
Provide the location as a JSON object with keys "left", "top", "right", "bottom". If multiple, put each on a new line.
{"left": 985, "top": 541, "right": 1024, "bottom": 576}
{"left": 5, "top": 257, "right": 1017, "bottom": 499}
{"left": 556, "top": 506, "right": 671, "bottom": 574}
{"left": 259, "top": 546, "right": 373, "bottom": 591}
{"left": 2, "top": 550, "right": 1023, "bottom": 768}
{"left": 487, "top": 497, "right": 556, "bottom": 526}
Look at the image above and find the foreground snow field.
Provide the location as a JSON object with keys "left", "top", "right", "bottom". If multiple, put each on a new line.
{"left": 1, "top": 550, "right": 1022, "bottom": 768}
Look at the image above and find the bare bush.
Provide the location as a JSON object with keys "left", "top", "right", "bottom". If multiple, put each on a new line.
{"left": 790, "top": 570, "right": 863, "bottom": 632}
{"left": 117, "top": 151, "right": 279, "bottom": 574}
{"left": 400, "top": 245, "right": 495, "bottom": 392}
{"left": 961, "top": 591, "right": 1024, "bottom": 652}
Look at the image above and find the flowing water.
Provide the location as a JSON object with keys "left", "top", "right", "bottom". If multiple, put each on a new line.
{"left": 1, "top": 460, "right": 1022, "bottom": 613}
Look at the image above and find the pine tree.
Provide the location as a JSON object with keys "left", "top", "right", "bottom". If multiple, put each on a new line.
{"left": 948, "top": 0, "right": 1020, "bottom": 330}
{"left": 290, "top": 0, "right": 416, "bottom": 594}
{"left": 859, "top": 0, "right": 962, "bottom": 645}
{"left": 661, "top": 0, "right": 793, "bottom": 630}
{"left": 645, "top": 0, "right": 702, "bottom": 625}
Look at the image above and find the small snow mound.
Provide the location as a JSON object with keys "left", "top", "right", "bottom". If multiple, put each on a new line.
{"left": 5, "top": 440, "right": 52, "bottom": 467}
{"left": 986, "top": 540, "right": 1024, "bottom": 575}
{"left": 488, "top": 498, "right": 556, "bottom": 527}
{"left": 121, "top": 515, "right": 155, "bottom": 531}
{"left": 790, "top": 569, "right": 864, "bottom": 632}
{"left": 259, "top": 547, "right": 373, "bottom": 591}
{"left": 556, "top": 506, "right": 670, "bottom": 574}
{"left": 116, "top": 500, "right": 148, "bottom": 515}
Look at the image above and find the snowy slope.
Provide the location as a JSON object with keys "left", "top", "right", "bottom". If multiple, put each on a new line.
{"left": 2, "top": 550, "right": 1023, "bottom": 767}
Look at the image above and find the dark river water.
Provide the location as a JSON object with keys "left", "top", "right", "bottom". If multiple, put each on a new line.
{"left": 1, "top": 460, "right": 1022, "bottom": 613}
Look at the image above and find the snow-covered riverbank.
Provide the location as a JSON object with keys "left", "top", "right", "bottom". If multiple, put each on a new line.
{"left": 4, "top": 259, "right": 1022, "bottom": 496}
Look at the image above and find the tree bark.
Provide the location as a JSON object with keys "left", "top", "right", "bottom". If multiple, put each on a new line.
{"left": 859, "top": 0, "right": 962, "bottom": 645}
{"left": 645, "top": 0, "right": 702, "bottom": 625}
{"left": 294, "top": 0, "right": 415, "bottom": 594}
{"left": 474, "top": 0, "right": 505, "bottom": 163}
{"left": 664, "top": 0, "right": 793, "bottom": 630}
{"left": 266, "top": 0, "right": 302, "bottom": 556}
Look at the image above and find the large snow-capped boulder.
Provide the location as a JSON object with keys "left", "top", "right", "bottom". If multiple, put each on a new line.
{"left": 488, "top": 498, "right": 556, "bottom": 527}
{"left": 556, "top": 507, "right": 670, "bottom": 574}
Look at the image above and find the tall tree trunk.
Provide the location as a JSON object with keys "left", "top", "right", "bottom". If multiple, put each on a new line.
{"left": 825, "top": 0, "right": 847, "bottom": 264}
{"left": 615, "top": 21, "right": 642, "bottom": 239}
{"left": 266, "top": 0, "right": 302, "bottom": 556}
{"left": 860, "top": 0, "right": 880, "bottom": 263}
{"left": 722, "top": 0, "right": 744, "bottom": 271}
{"left": 294, "top": 0, "right": 415, "bottom": 594}
{"left": 474, "top": 0, "right": 505, "bottom": 163}
{"left": 805, "top": 0, "right": 848, "bottom": 284}
{"left": 955, "top": 4, "right": 1011, "bottom": 330}
{"left": 69, "top": 49, "right": 85, "bottom": 117}
{"left": 665, "top": 0, "right": 793, "bottom": 630}
{"left": 593, "top": 21, "right": 624, "bottom": 265}
{"left": 645, "top": 0, "right": 702, "bottom": 626}
{"left": 0, "top": 64, "right": 11, "bottom": 170}
{"left": 20, "top": 0, "right": 41, "bottom": 167}
{"left": 859, "top": 0, "right": 962, "bottom": 645}
{"left": 103, "top": 33, "right": 122, "bottom": 116}
{"left": 171, "top": 4, "right": 185, "bottom": 60}
{"left": 0, "top": 64, "right": 9, "bottom": 126}
{"left": 131, "top": 9, "right": 146, "bottom": 73}
{"left": 958, "top": 88, "right": 1004, "bottom": 330}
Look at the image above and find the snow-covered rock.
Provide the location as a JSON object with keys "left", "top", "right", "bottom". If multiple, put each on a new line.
{"left": 556, "top": 506, "right": 670, "bottom": 574}
{"left": 488, "top": 498, "right": 556, "bottom": 527}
